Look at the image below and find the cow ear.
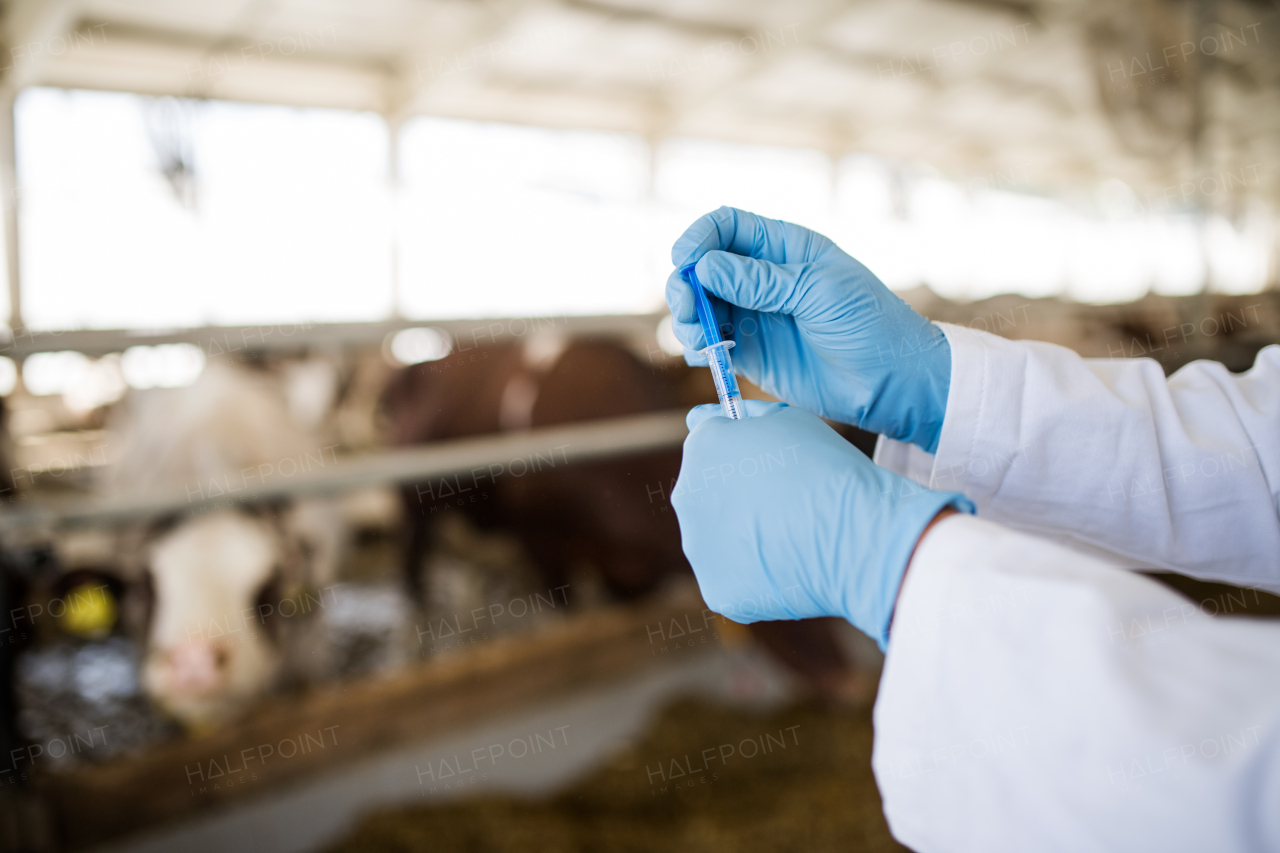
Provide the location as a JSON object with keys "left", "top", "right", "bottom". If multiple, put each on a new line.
{"left": 119, "top": 510, "right": 189, "bottom": 582}
{"left": 262, "top": 509, "right": 308, "bottom": 593}
{"left": 117, "top": 521, "right": 161, "bottom": 581}
{"left": 124, "top": 570, "right": 154, "bottom": 643}
{"left": 256, "top": 497, "right": 293, "bottom": 518}
{"left": 147, "top": 511, "right": 185, "bottom": 537}
{"left": 254, "top": 572, "right": 286, "bottom": 646}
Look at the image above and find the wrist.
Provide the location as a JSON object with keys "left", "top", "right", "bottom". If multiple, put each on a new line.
{"left": 887, "top": 505, "right": 962, "bottom": 641}
{"left": 861, "top": 324, "right": 951, "bottom": 454}
{"left": 917, "top": 329, "right": 951, "bottom": 454}
{"left": 853, "top": 483, "right": 972, "bottom": 652}
{"left": 905, "top": 506, "right": 960, "bottom": 582}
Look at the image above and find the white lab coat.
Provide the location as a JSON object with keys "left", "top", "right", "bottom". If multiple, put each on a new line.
{"left": 870, "top": 324, "right": 1280, "bottom": 853}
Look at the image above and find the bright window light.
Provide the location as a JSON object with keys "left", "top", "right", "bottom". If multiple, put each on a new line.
{"left": 1148, "top": 216, "right": 1204, "bottom": 296}
{"left": 1205, "top": 211, "right": 1272, "bottom": 295}
{"left": 655, "top": 138, "right": 834, "bottom": 268}
{"left": 656, "top": 138, "right": 833, "bottom": 227}
{"left": 64, "top": 354, "right": 127, "bottom": 412}
{"left": 23, "top": 350, "right": 126, "bottom": 411}
{"left": 10, "top": 90, "right": 1270, "bottom": 328}
{"left": 388, "top": 327, "right": 452, "bottom": 365}
{"left": 0, "top": 357, "right": 14, "bottom": 396}
{"left": 16, "top": 88, "right": 393, "bottom": 330}
{"left": 831, "top": 154, "right": 1268, "bottom": 303}
{"left": 833, "top": 158, "right": 916, "bottom": 290}
{"left": 120, "top": 343, "right": 205, "bottom": 389}
{"left": 397, "top": 118, "right": 651, "bottom": 318}
{"left": 655, "top": 315, "right": 684, "bottom": 357}
{"left": 23, "top": 350, "right": 91, "bottom": 395}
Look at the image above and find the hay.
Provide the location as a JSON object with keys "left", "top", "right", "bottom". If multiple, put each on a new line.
{"left": 328, "top": 697, "right": 907, "bottom": 853}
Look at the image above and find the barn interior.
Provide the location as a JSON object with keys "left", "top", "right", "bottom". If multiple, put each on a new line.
{"left": 0, "top": 0, "right": 1275, "bottom": 851}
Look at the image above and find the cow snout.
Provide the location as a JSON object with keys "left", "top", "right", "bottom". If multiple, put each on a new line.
{"left": 161, "top": 642, "right": 230, "bottom": 694}
{"left": 145, "top": 633, "right": 280, "bottom": 729}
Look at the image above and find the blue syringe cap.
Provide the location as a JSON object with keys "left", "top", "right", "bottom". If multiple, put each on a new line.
{"left": 680, "top": 262, "right": 723, "bottom": 347}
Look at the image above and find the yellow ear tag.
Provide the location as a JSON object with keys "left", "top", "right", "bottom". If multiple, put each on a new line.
{"left": 58, "top": 583, "right": 118, "bottom": 639}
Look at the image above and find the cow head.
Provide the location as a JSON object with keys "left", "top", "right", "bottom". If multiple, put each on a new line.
{"left": 142, "top": 509, "right": 283, "bottom": 730}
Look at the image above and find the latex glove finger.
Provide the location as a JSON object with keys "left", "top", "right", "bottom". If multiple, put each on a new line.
{"left": 664, "top": 266, "right": 731, "bottom": 365}
{"left": 692, "top": 251, "right": 812, "bottom": 318}
{"left": 696, "top": 251, "right": 898, "bottom": 344}
{"left": 682, "top": 348, "right": 709, "bottom": 367}
{"left": 670, "top": 205, "right": 845, "bottom": 269}
{"left": 685, "top": 399, "right": 788, "bottom": 431}
{"left": 666, "top": 249, "right": 804, "bottom": 354}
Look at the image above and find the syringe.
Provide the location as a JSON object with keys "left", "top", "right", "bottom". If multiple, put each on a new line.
{"left": 681, "top": 263, "right": 748, "bottom": 420}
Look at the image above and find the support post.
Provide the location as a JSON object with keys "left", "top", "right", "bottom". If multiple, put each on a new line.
{"left": 0, "top": 88, "right": 20, "bottom": 333}
{"left": 386, "top": 113, "right": 403, "bottom": 319}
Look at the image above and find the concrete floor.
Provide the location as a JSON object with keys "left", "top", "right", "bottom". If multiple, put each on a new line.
{"left": 90, "top": 644, "right": 799, "bottom": 853}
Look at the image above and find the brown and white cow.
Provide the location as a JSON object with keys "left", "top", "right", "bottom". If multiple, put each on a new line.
{"left": 383, "top": 333, "right": 872, "bottom": 704}
{"left": 101, "top": 360, "right": 353, "bottom": 729}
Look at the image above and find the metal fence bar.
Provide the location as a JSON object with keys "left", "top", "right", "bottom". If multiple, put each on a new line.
{"left": 0, "top": 313, "right": 668, "bottom": 358}
{"left": 0, "top": 410, "right": 690, "bottom": 534}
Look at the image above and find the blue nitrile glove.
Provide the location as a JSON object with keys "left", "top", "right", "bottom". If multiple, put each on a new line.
{"left": 672, "top": 400, "right": 973, "bottom": 650}
{"left": 666, "top": 206, "right": 951, "bottom": 453}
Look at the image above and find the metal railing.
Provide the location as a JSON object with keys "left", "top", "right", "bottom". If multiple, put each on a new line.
{"left": 0, "top": 410, "right": 689, "bottom": 534}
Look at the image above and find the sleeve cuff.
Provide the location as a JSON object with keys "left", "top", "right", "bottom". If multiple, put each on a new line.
{"left": 877, "top": 323, "right": 1030, "bottom": 508}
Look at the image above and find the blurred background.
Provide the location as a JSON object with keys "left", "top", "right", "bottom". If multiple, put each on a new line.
{"left": 0, "top": 0, "right": 1274, "bottom": 851}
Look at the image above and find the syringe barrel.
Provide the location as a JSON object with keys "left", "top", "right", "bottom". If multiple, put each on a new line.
{"left": 701, "top": 340, "right": 748, "bottom": 420}
{"left": 681, "top": 262, "right": 747, "bottom": 420}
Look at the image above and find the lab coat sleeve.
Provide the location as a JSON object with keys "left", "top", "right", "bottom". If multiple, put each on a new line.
{"left": 873, "top": 326, "right": 1280, "bottom": 592}
{"left": 873, "top": 513, "right": 1280, "bottom": 853}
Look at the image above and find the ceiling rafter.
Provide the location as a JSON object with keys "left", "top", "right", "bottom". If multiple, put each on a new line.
{"left": 383, "top": 0, "right": 554, "bottom": 120}
{"left": 2, "top": 0, "right": 81, "bottom": 90}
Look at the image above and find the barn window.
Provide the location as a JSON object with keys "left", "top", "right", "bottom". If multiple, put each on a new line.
{"left": 8, "top": 88, "right": 1270, "bottom": 335}
{"left": 15, "top": 88, "right": 393, "bottom": 330}
{"left": 396, "top": 118, "right": 652, "bottom": 319}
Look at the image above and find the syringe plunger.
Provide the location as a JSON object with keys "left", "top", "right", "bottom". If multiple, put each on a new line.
{"left": 703, "top": 341, "right": 746, "bottom": 419}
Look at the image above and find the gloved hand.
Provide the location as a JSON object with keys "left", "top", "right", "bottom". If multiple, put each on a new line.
{"left": 666, "top": 206, "right": 951, "bottom": 453}
{"left": 672, "top": 400, "right": 973, "bottom": 650}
